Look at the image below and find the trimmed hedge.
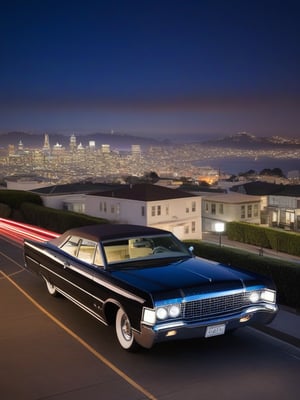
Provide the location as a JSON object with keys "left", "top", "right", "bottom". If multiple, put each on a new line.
{"left": 227, "top": 221, "right": 300, "bottom": 257}
{"left": 185, "top": 240, "right": 300, "bottom": 310}
{"left": 0, "top": 190, "right": 42, "bottom": 209}
{"left": 0, "top": 203, "right": 11, "bottom": 218}
{"left": 20, "top": 202, "right": 108, "bottom": 233}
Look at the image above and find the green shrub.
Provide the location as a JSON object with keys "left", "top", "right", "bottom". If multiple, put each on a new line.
{"left": 227, "top": 221, "right": 300, "bottom": 257}
{"left": 20, "top": 202, "right": 108, "bottom": 233}
{"left": 0, "top": 203, "right": 11, "bottom": 218}
{"left": 0, "top": 190, "right": 42, "bottom": 209}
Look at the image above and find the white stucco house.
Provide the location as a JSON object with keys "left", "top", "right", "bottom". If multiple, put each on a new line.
{"left": 85, "top": 183, "right": 202, "bottom": 240}
{"left": 202, "top": 192, "right": 261, "bottom": 232}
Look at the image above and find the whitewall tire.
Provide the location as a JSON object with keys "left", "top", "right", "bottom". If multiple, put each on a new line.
{"left": 115, "top": 308, "right": 139, "bottom": 352}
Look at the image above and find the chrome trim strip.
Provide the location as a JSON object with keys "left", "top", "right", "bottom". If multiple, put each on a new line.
{"left": 55, "top": 286, "right": 108, "bottom": 326}
{"left": 93, "top": 276, "right": 145, "bottom": 304}
{"left": 26, "top": 242, "right": 145, "bottom": 304}
{"left": 40, "top": 263, "right": 104, "bottom": 303}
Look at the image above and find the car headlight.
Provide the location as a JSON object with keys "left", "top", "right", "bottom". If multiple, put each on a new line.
{"left": 156, "top": 307, "right": 168, "bottom": 320}
{"left": 156, "top": 304, "right": 181, "bottom": 320}
{"left": 261, "top": 289, "right": 276, "bottom": 303}
{"left": 143, "top": 308, "right": 156, "bottom": 325}
{"left": 169, "top": 304, "right": 181, "bottom": 318}
{"left": 249, "top": 291, "right": 260, "bottom": 303}
{"left": 249, "top": 289, "right": 276, "bottom": 304}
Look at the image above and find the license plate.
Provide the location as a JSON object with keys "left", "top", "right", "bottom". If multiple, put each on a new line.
{"left": 205, "top": 324, "right": 226, "bottom": 338}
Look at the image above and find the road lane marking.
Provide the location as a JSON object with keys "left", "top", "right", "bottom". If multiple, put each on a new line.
{"left": 0, "top": 269, "right": 158, "bottom": 400}
{"left": 0, "top": 250, "right": 24, "bottom": 271}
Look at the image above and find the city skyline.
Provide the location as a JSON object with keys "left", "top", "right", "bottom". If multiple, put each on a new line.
{"left": 1, "top": 0, "right": 300, "bottom": 138}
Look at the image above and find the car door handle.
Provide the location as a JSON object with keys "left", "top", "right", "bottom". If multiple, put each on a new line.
{"left": 63, "top": 261, "right": 70, "bottom": 269}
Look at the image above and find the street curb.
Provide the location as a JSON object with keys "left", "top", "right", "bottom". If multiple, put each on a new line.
{"left": 253, "top": 324, "right": 300, "bottom": 348}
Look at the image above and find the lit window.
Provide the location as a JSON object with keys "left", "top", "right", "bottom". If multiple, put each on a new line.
{"left": 192, "top": 201, "right": 196, "bottom": 212}
{"left": 241, "top": 205, "right": 245, "bottom": 219}
{"left": 191, "top": 221, "right": 196, "bottom": 232}
{"left": 247, "top": 205, "right": 252, "bottom": 218}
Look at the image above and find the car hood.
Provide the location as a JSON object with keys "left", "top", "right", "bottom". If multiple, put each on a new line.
{"left": 110, "top": 256, "right": 264, "bottom": 302}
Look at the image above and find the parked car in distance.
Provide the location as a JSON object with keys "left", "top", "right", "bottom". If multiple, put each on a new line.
{"left": 23, "top": 224, "right": 278, "bottom": 351}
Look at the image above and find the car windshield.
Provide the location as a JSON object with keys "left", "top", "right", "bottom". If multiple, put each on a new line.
{"left": 102, "top": 234, "right": 191, "bottom": 265}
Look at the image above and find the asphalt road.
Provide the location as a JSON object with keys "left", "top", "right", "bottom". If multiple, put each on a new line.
{"left": 1, "top": 237, "right": 300, "bottom": 400}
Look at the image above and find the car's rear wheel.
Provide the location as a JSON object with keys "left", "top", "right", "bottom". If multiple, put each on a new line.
{"left": 115, "top": 308, "right": 140, "bottom": 352}
{"left": 45, "top": 278, "right": 59, "bottom": 297}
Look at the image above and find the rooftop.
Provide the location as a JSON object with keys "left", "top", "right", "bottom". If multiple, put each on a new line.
{"left": 89, "top": 183, "right": 197, "bottom": 201}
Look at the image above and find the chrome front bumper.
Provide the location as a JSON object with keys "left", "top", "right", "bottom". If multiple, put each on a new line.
{"left": 134, "top": 304, "right": 278, "bottom": 349}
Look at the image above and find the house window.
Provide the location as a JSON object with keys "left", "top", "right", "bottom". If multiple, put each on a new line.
{"left": 241, "top": 205, "right": 245, "bottom": 219}
{"left": 186, "top": 204, "right": 189, "bottom": 213}
{"left": 99, "top": 202, "right": 103, "bottom": 212}
{"left": 157, "top": 205, "right": 161, "bottom": 216}
{"left": 141, "top": 206, "right": 145, "bottom": 217}
{"left": 166, "top": 204, "right": 169, "bottom": 216}
{"left": 192, "top": 201, "right": 196, "bottom": 212}
{"left": 211, "top": 203, "right": 216, "bottom": 215}
{"left": 247, "top": 205, "right": 252, "bottom": 218}
{"left": 219, "top": 203, "right": 224, "bottom": 214}
{"left": 254, "top": 204, "right": 258, "bottom": 217}
{"left": 184, "top": 225, "right": 189, "bottom": 234}
{"left": 111, "top": 204, "right": 115, "bottom": 213}
{"left": 205, "top": 202, "right": 209, "bottom": 212}
{"left": 151, "top": 206, "right": 155, "bottom": 217}
{"left": 103, "top": 202, "right": 107, "bottom": 213}
{"left": 191, "top": 221, "right": 196, "bottom": 232}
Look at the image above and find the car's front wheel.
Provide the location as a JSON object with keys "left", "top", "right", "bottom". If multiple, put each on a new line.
{"left": 115, "top": 308, "right": 140, "bottom": 352}
{"left": 44, "top": 278, "right": 59, "bottom": 297}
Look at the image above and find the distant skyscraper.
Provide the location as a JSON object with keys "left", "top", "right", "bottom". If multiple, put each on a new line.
{"left": 89, "top": 140, "right": 96, "bottom": 150}
{"left": 18, "top": 140, "right": 24, "bottom": 152}
{"left": 70, "top": 133, "right": 77, "bottom": 152}
{"left": 102, "top": 144, "right": 110, "bottom": 153}
{"left": 42, "top": 133, "right": 50, "bottom": 153}
{"left": 131, "top": 144, "right": 141, "bottom": 155}
{"left": 8, "top": 144, "right": 15, "bottom": 155}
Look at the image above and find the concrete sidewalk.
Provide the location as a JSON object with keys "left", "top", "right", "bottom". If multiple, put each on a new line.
{"left": 202, "top": 232, "right": 300, "bottom": 264}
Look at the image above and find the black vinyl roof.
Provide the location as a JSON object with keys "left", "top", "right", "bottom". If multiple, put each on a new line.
{"left": 50, "top": 224, "right": 169, "bottom": 245}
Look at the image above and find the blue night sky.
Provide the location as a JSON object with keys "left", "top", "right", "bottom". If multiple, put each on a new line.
{"left": 0, "top": 0, "right": 299, "bottom": 139}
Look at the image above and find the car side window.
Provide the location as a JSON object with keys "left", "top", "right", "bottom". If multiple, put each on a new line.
{"left": 94, "top": 246, "right": 104, "bottom": 267}
{"left": 60, "top": 235, "right": 81, "bottom": 257}
{"left": 77, "top": 239, "right": 97, "bottom": 264}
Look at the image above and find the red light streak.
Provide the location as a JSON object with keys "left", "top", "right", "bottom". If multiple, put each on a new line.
{"left": 0, "top": 218, "right": 59, "bottom": 244}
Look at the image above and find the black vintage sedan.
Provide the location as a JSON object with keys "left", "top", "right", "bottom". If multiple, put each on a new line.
{"left": 23, "top": 224, "right": 278, "bottom": 351}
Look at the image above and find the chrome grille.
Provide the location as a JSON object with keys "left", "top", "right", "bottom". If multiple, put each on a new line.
{"left": 183, "top": 292, "right": 251, "bottom": 320}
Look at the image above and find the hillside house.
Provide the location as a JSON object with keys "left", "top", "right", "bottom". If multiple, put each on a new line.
{"left": 202, "top": 192, "right": 261, "bottom": 232}
{"left": 85, "top": 183, "right": 202, "bottom": 240}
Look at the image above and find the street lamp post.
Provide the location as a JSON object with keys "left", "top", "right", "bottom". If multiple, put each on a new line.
{"left": 215, "top": 222, "right": 225, "bottom": 247}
